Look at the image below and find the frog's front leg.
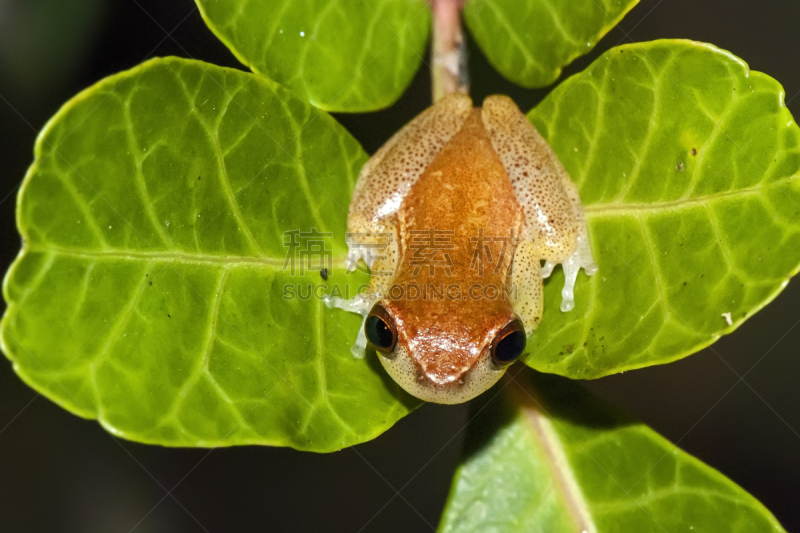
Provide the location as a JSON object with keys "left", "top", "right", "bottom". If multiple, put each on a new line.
{"left": 509, "top": 239, "right": 544, "bottom": 334}
{"left": 324, "top": 290, "right": 374, "bottom": 359}
{"left": 324, "top": 224, "right": 399, "bottom": 358}
{"left": 482, "top": 95, "right": 597, "bottom": 313}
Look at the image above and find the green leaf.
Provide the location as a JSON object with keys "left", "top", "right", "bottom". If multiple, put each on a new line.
{"left": 439, "top": 367, "right": 785, "bottom": 532}
{"left": 526, "top": 40, "right": 800, "bottom": 378}
{"left": 1, "top": 57, "right": 418, "bottom": 452}
{"left": 195, "top": 0, "right": 431, "bottom": 113}
{"left": 463, "top": 0, "right": 638, "bottom": 88}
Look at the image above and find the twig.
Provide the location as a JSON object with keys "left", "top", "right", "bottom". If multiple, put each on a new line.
{"left": 430, "top": 0, "right": 469, "bottom": 102}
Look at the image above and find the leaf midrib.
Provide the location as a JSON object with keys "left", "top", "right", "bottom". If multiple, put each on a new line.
{"left": 25, "top": 244, "right": 348, "bottom": 269}
{"left": 510, "top": 376, "right": 597, "bottom": 533}
{"left": 583, "top": 176, "right": 796, "bottom": 216}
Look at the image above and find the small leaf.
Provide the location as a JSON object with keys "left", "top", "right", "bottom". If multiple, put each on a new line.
{"left": 463, "top": 0, "right": 638, "bottom": 88}
{"left": 1, "top": 57, "right": 418, "bottom": 452}
{"left": 526, "top": 40, "right": 800, "bottom": 378}
{"left": 195, "top": 0, "right": 431, "bottom": 112}
{"left": 439, "top": 367, "right": 785, "bottom": 532}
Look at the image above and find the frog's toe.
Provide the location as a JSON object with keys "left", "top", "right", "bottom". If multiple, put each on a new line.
{"left": 323, "top": 293, "right": 376, "bottom": 359}
{"left": 349, "top": 321, "right": 368, "bottom": 359}
{"left": 541, "top": 260, "right": 556, "bottom": 278}
{"left": 558, "top": 231, "right": 597, "bottom": 312}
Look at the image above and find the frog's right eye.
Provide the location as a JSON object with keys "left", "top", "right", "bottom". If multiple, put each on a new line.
{"left": 366, "top": 304, "right": 397, "bottom": 354}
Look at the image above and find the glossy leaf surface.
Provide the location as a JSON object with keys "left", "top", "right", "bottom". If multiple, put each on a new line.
{"left": 527, "top": 41, "right": 800, "bottom": 378}
{"left": 195, "top": 0, "right": 431, "bottom": 112}
{"left": 1, "top": 58, "right": 418, "bottom": 452}
{"left": 439, "top": 368, "right": 785, "bottom": 532}
{"left": 464, "top": 0, "right": 638, "bottom": 88}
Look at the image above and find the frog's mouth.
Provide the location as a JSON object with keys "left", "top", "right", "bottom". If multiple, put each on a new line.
{"left": 377, "top": 345, "right": 506, "bottom": 405}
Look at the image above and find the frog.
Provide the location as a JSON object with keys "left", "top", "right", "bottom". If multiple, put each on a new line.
{"left": 326, "top": 94, "right": 596, "bottom": 404}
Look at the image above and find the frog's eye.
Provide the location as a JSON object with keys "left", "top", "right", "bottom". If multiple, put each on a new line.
{"left": 366, "top": 304, "right": 397, "bottom": 354}
{"left": 491, "top": 319, "right": 526, "bottom": 367}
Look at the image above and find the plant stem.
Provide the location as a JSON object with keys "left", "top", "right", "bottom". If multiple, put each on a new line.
{"left": 430, "top": 0, "right": 468, "bottom": 102}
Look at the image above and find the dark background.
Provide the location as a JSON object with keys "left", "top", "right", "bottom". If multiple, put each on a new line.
{"left": 1, "top": 1, "right": 799, "bottom": 531}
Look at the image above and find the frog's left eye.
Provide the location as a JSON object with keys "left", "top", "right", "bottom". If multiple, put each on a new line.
{"left": 491, "top": 319, "right": 526, "bottom": 367}
{"left": 365, "top": 304, "right": 397, "bottom": 354}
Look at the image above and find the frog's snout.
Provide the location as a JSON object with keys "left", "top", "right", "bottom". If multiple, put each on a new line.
{"left": 376, "top": 345, "right": 505, "bottom": 405}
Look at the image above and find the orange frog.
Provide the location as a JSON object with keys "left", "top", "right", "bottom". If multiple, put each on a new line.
{"left": 327, "top": 94, "right": 596, "bottom": 404}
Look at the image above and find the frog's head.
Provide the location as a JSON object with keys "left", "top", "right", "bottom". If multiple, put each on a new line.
{"left": 364, "top": 297, "right": 526, "bottom": 404}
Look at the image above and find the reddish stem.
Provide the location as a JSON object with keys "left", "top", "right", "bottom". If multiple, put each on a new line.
{"left": 430, "top": 0, "right": 468, "bottom": 102}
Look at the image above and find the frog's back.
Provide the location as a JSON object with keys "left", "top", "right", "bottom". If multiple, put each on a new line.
{"left": 394, "top": 109, "right": 524, "bottom": 290}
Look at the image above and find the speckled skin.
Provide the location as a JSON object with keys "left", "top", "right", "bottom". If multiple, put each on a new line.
{"left": 338, "top": 94, "right": 596, "bottom": 404}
